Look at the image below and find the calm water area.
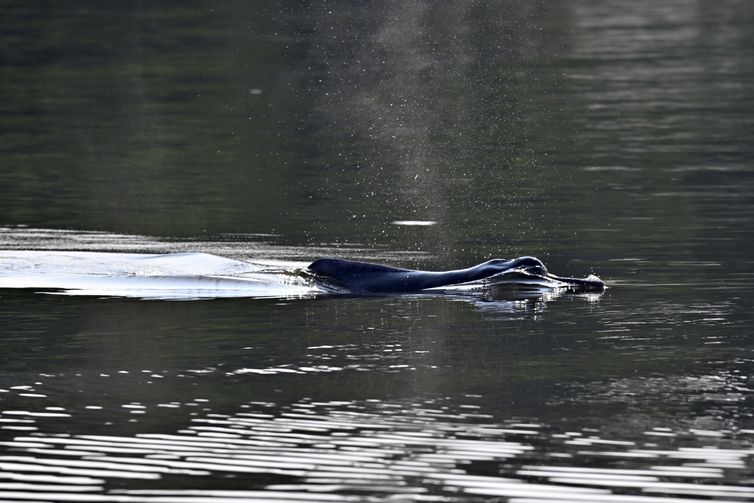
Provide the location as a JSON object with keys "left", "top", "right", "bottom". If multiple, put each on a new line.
{"left": 1, "top": 1, "right": 754, "bottom": 501}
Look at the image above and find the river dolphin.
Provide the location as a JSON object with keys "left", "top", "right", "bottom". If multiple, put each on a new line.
{"left": 307, "top": 256, "right": 605, "bottom": 294}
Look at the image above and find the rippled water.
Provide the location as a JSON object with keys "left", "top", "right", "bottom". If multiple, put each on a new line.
{"left": 2, "top": 0, "right": 754, "bottom": 501}
{"left": 3, "top": 397, "right": 753, "bottom": 502}
{"left": 1, "top": 229, "right": 752, "bottom": 502}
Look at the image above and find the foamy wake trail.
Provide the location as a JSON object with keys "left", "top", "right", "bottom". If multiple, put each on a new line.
{"left": 0, "top": 251, "right": 317, "bottom": 300}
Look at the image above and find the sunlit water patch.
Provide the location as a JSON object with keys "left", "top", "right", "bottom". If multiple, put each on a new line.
{"left": 391, "top": 220, "right": 438, "bottom": 226}
{"left": 0, "top": 398, "right": 752, "bottom": 502}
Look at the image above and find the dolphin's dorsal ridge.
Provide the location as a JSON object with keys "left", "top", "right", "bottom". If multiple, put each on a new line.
{"left": 308, "top": 258, "right": 407, "bottom": 279}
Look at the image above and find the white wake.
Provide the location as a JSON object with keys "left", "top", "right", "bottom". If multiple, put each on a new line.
{"left": 0, "top": 251, "right": 318, "bottom": 300}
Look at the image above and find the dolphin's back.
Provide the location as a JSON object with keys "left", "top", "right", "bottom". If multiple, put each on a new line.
{"left": 308, "top": 258, "right": 486, "bottom": 293}
{"left": 308, "top": 258, "right": 410, "bottom": 276}
{"left": 308, "top": 258, "right": 418, "bottom": 292}
{"left": 309, "top": 258, "right": 409, "bottom": 278}
{"left": 307, "top": 256, "right": 605, "bottom": 294}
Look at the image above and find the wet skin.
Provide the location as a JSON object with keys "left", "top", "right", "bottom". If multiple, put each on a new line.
{"left": 307, "top": 257, "right": 605, "bottom": 294}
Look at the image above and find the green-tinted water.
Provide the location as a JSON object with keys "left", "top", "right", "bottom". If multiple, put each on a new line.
{"left": 1, "top": 1, "right": 753, "bottom": 501}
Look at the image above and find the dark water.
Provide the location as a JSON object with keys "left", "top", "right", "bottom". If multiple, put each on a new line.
{"left": 1, "top": 1, "right": 754, "bottom": 501}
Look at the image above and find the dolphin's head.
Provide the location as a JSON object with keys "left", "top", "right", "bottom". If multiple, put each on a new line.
{"left": 483, "top": 256, "right": 605, "bottom": 292}
{"left": 482, "top": 256, "right": 548, "bottom": 276}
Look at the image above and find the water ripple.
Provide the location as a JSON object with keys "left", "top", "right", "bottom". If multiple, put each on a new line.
{"left": 0, "top": 399, "right": 752, "bottom": 501}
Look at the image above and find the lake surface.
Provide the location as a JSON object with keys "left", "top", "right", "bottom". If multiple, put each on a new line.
{"left": 1, "top": 1, "right": 753, "bottom": 501}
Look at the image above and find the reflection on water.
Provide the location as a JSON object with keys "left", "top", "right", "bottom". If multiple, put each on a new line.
{"left": 1, "top": 397, "right": 753, "bottom": 502}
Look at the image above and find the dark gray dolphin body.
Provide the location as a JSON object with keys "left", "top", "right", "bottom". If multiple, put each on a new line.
{"left": 307, "top": 256, "right": 604, "bottom": 294}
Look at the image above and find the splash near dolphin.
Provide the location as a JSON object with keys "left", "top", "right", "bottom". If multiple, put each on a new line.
{"left": 0, "top": 251, "right": 604, "bottom": 300}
